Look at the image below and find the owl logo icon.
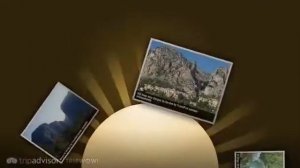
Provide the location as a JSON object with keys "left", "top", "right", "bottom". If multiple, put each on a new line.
{"left": 6, "top": 157, "right": 18, "bottom": 164}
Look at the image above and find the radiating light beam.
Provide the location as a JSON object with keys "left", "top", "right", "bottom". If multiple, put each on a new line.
{"left": 207, "top": 103, "right": 254, "bottom": 136}
{"left": 80, "top": 69, "right": 115, "bottom": 116}
{"left": 90, "top": 119, "right": 100, "bottom": 129}
{"left": 215, "top": 129, "right": 266, "bottom": 153}
{"left": 107, "top": 55, "right": 131, "bottom": 107}
{"left": 136, "top": 49, "right": 144, "bottom": 71}
{"left": 219, "top": 162, "right": 233, "bottom": 168}
{"left": 79, "top": 135, "right": 89, "bottom": 144}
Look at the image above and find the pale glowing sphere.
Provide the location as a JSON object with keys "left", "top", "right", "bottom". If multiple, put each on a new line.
{"left": 82, "top": 104, "right": 218, "bottom": 168}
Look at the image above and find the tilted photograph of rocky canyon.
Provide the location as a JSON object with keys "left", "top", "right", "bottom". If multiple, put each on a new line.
{"left": 134, "top": 38, "right": 233, "bottom": 124}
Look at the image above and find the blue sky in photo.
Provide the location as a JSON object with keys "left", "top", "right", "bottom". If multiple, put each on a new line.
{"left": 149, "top": 40, "right": 231, "bottom": 73}
{"left": 21, "top": 83, "right": 67, "bottom": 141}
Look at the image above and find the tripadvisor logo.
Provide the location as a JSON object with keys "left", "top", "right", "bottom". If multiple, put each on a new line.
{"left": 6, "top": 157, "right": 18, "bottom": 164}
{"left": 6, "top": 157, "right": 59, "bottom": 165}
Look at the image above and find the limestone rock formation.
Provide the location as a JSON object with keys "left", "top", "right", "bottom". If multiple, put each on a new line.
{"left": 139, "top": 45, "right": 229, "bottom": 113}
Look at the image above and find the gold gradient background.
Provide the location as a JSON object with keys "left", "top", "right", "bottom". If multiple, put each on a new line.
{"left": 0, "top": 1, "right": 299, "bottom": 167}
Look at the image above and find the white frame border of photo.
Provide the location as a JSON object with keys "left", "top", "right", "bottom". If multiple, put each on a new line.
{"left": 234, "top": 150, "right": 285, "bottom": 168}
{"left": 132, "top": 38, "right": 233, "bottom": 124}
{"left": 20, "top": 82, "right": 99, "bottom": 163}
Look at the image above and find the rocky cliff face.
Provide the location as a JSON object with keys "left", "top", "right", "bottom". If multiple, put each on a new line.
{"left": 204, "top": 68, "right": 228, "bottom": 98}
{"left": 140, "top": 46, "right": 228, "bottom": 100}
{"left": 31, "top": 92, "right": 97, "bottom": 159}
